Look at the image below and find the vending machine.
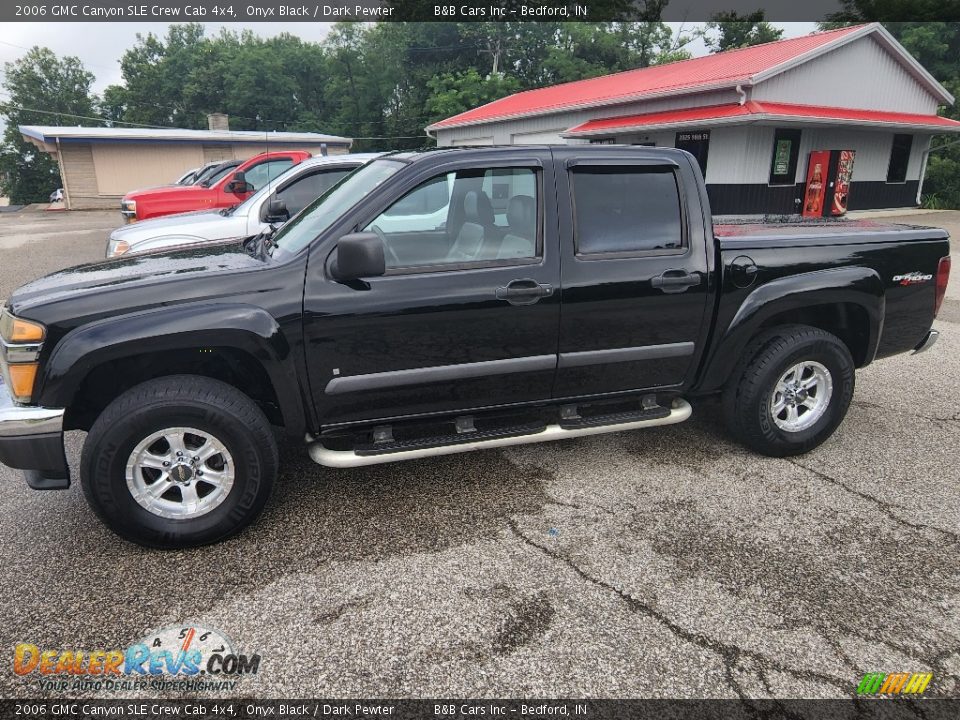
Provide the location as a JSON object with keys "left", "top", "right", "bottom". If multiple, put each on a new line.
{"left": 802, "top": 150, "right": 856, "bottom": 218}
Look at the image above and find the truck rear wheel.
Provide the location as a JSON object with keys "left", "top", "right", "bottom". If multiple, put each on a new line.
{"left": 80, "top": 375, "right": 278, "bottom": 548}
{"left": 722, "top": 325, "right": 854, "bottom": 457}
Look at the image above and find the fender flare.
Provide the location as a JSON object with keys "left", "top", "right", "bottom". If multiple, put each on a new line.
{"left": 38, "top": 302, "right": 307, "bottom": 436}
{"left": 696, "top": 266, "right": 885, "bottom": 393}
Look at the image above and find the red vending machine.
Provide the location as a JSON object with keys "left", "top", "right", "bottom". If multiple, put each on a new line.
{"left": 802, "top": 150, "right": 856, "bottom": 218}
{"left": 830, "top": 150, "right": 856, "bottom": 216}
{"left": 802, "top": 151, "right": 829, "bottom": 218}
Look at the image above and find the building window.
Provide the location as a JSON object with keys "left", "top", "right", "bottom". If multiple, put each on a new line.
{"left": 769, "top": 129, "right": 801, "bottom": 186}
{"left": 589, "top": 138, "right": 616, "bottom": 145}
{"left": 887, "top": 134, "right": 913, "bottom": 184}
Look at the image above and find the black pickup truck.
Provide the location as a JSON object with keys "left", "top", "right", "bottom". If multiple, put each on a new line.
{"left": 0, "top": 147, "right": 950, "bottom": 547}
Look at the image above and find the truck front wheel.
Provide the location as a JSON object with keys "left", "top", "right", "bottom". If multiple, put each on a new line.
{"left": 80, "top": 375, "right": 278, "bottom": 548}
{"left": 722, "top": 325, "right": 855, "bottom": 457}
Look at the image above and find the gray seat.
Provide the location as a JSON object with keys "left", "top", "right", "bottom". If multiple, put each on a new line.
{"left": 448, "top": 190, "right": 496, "bottom": 262}
{"left": 497, "top": 195, "right": 536, "bottom": 259}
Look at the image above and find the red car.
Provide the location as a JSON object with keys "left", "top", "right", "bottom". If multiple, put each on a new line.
{"left": 120, "top": 150, "right": 311, "bottom": 222}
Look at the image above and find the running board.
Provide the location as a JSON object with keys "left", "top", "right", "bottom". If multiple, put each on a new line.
{"left": 307, "top": 399, "right": 692, "bottom": 469}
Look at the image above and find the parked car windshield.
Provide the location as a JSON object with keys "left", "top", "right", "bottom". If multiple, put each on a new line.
{"left": 198, "top": 162, "right": 238, "bottom": 186}
{"left": 273, "top": 159, "right": 404, "bottom": 255}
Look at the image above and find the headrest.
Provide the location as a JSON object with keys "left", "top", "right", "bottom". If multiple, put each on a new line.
{"left": 463, "top": 190, "right": 494, "bottom": 225}
{"left": 507, "top": 195, "right": 535, "bottom": 235}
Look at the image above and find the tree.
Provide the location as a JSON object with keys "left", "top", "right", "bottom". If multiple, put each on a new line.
{"left": 704, "top": 12, "right": 784, "bottom": 53}
{"left": 426, "top": 69, "right": 520, "bottom": 120}
{"left": 0, "top": 47, "right": 96, "bottom": 204}
{"left": 100, "top": 21, "right": 696, "bottom": 153}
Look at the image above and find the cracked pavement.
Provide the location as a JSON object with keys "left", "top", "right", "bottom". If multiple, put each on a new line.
{"left": 0, "top": 209, "right": 958, "bottom": 699}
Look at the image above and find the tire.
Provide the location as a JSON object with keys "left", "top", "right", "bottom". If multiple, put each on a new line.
{"left": 80, "top": 375, "right": 278, "bottom": 548}
{"left": 722, "top": 325, "right": 855, "bottom": 457}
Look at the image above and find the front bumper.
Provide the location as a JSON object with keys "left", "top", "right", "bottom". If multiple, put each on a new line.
{"left": 0, "top": 380, "right": 70, "bottom": 489}
{"left": 913, "top": 329, "right": 939, "bottom": 355}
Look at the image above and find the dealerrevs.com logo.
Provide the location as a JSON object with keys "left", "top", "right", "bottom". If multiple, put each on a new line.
{"left": 14, "top": 624, "right": 260, "bottom": 693}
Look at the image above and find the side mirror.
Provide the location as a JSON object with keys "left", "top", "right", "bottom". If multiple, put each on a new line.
{"left": 265, "top": 199, "right": 289, "bottom": 224}
{"left": 227, "top": 170, "right": 250, "bottom": 194}
{"left": 331, "top": 233, "right": 386, "bottom": 281}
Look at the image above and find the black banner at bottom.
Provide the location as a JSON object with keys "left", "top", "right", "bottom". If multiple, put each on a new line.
{"left": 1, "top": 699, "right": 959, "bottom": 720}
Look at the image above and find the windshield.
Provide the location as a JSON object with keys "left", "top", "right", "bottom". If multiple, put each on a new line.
{"left": 273, "top": 159, "right": 404, "bottom": 255}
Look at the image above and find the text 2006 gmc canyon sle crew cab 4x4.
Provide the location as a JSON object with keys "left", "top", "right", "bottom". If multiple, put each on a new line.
{"left": 0, "top": 147, "right": 950, "bottom": 548}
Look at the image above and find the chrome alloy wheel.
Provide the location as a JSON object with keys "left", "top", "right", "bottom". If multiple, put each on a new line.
{"left": 769, "top": 361, "right": 833, "bottom": 432}
{"left": 125, "top": 427, "right": 234, "bottom": 519}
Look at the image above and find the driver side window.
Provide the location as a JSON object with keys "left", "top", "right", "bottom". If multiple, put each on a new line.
{"left": 364, "top": 167, "right": 539, "bottom": 270}
{"left": 271, "top": 168, "right": 351, "bottom": 218}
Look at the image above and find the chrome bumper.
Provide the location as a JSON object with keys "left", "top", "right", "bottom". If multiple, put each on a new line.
{"left": 0, "top": 380, "right": 70, "bottom": 488}
{"left": 913, "top": 329, "right": 939, "bottom": 355}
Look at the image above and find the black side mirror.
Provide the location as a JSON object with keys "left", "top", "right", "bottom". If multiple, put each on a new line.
{"left": 331, "top": 233, "right": 386, "bottom": 281}
{"left": 265, "top": 199, "right": 289, "bottom": 224}
{"left": 227, "top": 170, "right": 250, "bottom": 194}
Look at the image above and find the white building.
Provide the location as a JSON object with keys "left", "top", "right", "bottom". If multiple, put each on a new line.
{"left": 427, "top": 23, "right": 960, "bottom": 215}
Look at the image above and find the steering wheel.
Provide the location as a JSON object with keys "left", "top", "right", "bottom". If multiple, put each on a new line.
{"left": 370, "top": 225, "right": 401, "bottom": 267}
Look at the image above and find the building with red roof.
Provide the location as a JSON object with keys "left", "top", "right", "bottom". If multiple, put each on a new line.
{"left": 427, "top": 23, "right": 960, "bottom": 215}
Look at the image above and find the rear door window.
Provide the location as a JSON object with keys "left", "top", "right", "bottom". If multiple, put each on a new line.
{"left": 571, "top": 166, "right": 684, "bottom": 256}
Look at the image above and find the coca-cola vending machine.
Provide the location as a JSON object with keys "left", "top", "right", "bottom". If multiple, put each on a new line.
{"left": 802, "top": 150, "right": 856, "bottom": 218}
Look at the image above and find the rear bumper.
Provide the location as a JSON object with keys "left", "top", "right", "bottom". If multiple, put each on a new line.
{"left": 913, "top": 329, "right": 940, "bottom": 355}
{"left": 0, "top": 380, "right": 70, "bottom": 489}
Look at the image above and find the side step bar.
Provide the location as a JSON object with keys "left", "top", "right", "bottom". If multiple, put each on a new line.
{"left": 308, "top": 398, "right": 692, "bottom": 469}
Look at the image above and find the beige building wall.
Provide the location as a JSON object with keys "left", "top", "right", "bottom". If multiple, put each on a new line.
{"left": 57, "top": 140, "right": 349, "bottom": 210}
{"left": 202, "top": 144, "right": 235, "bottom": 163}
{"left": 92, "top": 144, "right": 205, "bottom": 196}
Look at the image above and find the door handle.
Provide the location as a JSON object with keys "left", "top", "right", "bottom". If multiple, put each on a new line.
{"left": 496, "top": 279, "right": 553, "bottom": 305}
{"left": 651, "top": 270, "right": 701, "bottom": 294}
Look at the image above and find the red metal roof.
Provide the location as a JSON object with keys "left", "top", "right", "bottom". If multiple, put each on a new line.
{"left": 428, "top": 25, "right": 868, "bottom": 130}
{"left": 565, "top": 101, "right": 960, "bottom": 135}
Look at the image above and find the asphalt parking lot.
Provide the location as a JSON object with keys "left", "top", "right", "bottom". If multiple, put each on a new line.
{"left": 0, "top": 208, "right": 958, "bottom": 700}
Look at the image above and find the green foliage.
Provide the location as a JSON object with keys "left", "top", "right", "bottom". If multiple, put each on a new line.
{"left": 427, "top": 69, "right": 521, "bottom": 120}
{"left": 0, "top": 47, "right": 95, "bottom": 204}
{"left": 98, "top": 21, "right": 692, "bottom": 151}
{"left": 704, "top": 12, "right": 784, "bottom": 53}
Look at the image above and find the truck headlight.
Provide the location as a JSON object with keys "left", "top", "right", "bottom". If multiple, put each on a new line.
{"left": 120, "top": 200, "right": 137, "bottom": 222}
{"left": 108, "top": 240, "right": 130, "bottom": 258}
{"left": 0, "top": 309, "right": 46, "bottom": 403}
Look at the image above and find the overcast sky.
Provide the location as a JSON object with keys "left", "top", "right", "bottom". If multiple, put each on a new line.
{"left": 0, "top": 21, "right": 819, "bottom": 95}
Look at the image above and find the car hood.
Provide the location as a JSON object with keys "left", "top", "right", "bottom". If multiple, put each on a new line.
{"left": 124, "top": 184, "right": 215, "bottom": 202}
{"left": 111, "top": 208, "right": 248, "bottom": 244}
{"left": 8, "top": 242, "right": 266, "bottom": 319}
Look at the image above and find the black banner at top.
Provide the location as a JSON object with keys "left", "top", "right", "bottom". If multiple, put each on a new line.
{"left": 1, "top": 699, "right": 960, "bottom": 719}
{"left": 2, "top": 0, "right": 959, "bottom": 23}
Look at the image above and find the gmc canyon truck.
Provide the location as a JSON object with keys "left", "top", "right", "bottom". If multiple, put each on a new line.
{"left": 0, "top": 147, "right": 950, "bottom": 548}
{"left": 120, "top": 151, "right": 311, "bottom": 222}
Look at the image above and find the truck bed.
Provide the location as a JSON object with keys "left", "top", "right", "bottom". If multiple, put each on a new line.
{"left": 714, "top": 219, "right": 949, "bottom": 248}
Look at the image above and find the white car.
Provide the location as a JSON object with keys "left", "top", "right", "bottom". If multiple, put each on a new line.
{"left": 106, "top": 154, "right": 382, "bottom": 258}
